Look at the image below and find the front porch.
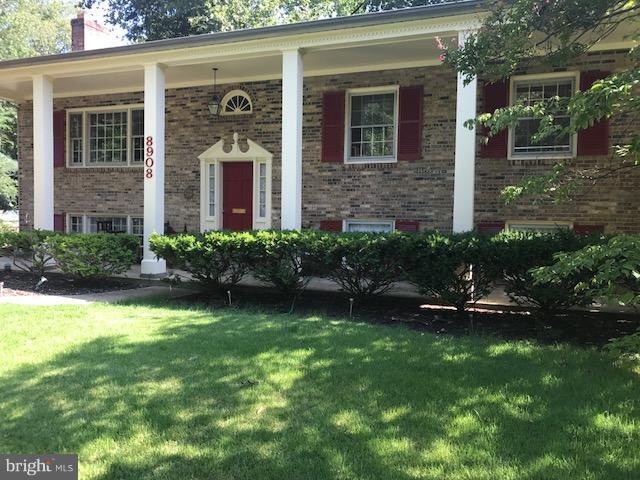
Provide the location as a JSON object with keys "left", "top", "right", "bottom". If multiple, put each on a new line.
{"left": 1, "top": 11, "right": 482, "bottom": 275}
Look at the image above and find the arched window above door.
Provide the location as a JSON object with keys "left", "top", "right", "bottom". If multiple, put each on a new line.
{"left": 220, "top": 90, "right": 253, "bottom": 115}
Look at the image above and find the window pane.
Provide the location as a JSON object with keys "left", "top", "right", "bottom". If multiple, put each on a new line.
{"left": 131, "top": 109, "right": 144, "bottom": 163}
{"left": 345, "top": 221, "right": 393, "bottom": 233}
{"left": 258, "top": 162, "right": 266, "bottom": 218}
{"left": 70, "top": 215, "right": 83, "bottom": 233}
{"left": 88, "top": 216, "right": 127, "bottom": 233}
{"left": 512, "top": 78, "right": 574, "bottom": 155}
{"left": 131, "top": 217, "right": 144, "bottom": 238}
{"left": 509, "top": 223, "right": 570, "bottom": 233}
{"left": 69, "top": 113, "right": 84, "bottom": 165}
{"left": 208, "top": 164, "right": 215, "bottom": 217}
{"left": 88, "top": 111, "right": 128, "bottom": 164}
{"left": 349, "top": 92, "right": 395, "bottom": 160}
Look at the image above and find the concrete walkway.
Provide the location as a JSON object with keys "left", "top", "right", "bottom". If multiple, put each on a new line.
{"left": 0, "top": 286, "right": 194, "bottom": 306}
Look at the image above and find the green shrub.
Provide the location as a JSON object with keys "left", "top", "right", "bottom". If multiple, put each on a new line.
{"left": 533, "top": 234, "right": 640, "bottom": 307}
{"left": 403, "top": 232, "right": 501, "bottom": 312}
{"left": 317, "top": 232, "right": 406, "bottom": 300}
{"left": 246, "top": 230, "right": 314, "bottom": 303}
{"left": 0, "top": 230, "right": 56, "bottom": 279}
{"left": 150, "top": 231, "right": 251, "bottom": 289}
{"left": 493, "top": 231, "right": 601, "bottom": 313}
{"left": 146, "top": 229, "right": 615, "bottom": 316}
{"left": 49, "top": 233, "right": 139, "bottom": 279}
{"left": 605, "top": 328, "right": 640, "bottom": 359}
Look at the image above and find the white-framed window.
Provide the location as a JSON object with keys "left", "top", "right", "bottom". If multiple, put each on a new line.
{"left": 67, "top": 213, "right": 143, "bottom": 239}
{"left": 67, "top": 105, "right": 144, "bottom": 167}
{"left": 344, "top": 219, "right": 395, "bottom": 233}
{"left": 220, "top": 90, "right": 253, "bottom": 115}
{"left": 510, "top": 73, "right": 577, "bottom": 159}
{"left": 258, "top": 162, "right": 267, "bottom": 218}
{"left": 346, "top": 87, "right": 398, "bottom": 163}
{"left": 506, "top": 221, "right": 572, "bottom": 233}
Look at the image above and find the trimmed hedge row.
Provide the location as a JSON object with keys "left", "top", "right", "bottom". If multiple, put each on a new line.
{"left": 151, "top": 229, "right": 606, "bottom": 312}
{"left": 0, "top": 230, "right": 139, "bottom": 280}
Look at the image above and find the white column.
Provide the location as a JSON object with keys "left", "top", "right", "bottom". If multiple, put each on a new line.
{"left": 141, "top": 63, "right": 167, "bottom": 275}
{"left": 452, "top": 30, "right": 478, "bottom": 233}
{"left": 281, "top": 48, "right": 303, "bottom": 230}
{"left": 32, "top": 75, "right": 54, "bottom": 230}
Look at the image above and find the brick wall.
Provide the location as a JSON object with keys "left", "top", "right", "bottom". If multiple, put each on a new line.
{"left": 17, "top": 50, "right": 639, "bottom": 233}
{"left": 474, "top": 49, "right": 640, "bottom": 233}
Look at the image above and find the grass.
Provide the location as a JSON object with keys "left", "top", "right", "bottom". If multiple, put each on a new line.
{"left": 0, "top": 299, "right": 639, "bottom": 480}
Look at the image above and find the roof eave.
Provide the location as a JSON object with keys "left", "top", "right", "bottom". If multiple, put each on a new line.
{"left": 0, "top": 0, "right": 484, "bottom": 70}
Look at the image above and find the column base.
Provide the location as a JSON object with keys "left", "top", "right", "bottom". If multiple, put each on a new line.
{"left": 140, "top": 258, "right": 167, "bottom": 277}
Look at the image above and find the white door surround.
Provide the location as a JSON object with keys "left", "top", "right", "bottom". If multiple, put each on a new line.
{"left": 198, "top": 132, "right": 273, "bottom": 232}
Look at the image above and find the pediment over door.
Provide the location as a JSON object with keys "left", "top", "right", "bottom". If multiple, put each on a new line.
{"left": 198, "top": 132, "right": 273, "bottom": 161}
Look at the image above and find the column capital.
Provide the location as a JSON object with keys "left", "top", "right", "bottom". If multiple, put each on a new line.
{"left": 281, "top": 47, "right": 306, "bottom": 55}
{"left": 142, "top": 62, "right": 167, "bottom": 71}
{"left": 31, "top": 74, "right": 53, "bottom": 83}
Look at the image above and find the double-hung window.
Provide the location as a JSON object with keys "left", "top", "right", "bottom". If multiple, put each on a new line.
{"left": 511, "top": 75, "right": 575, "bottom": 158}
{"left": 347, "top": 88, "right": 397, "bottom": 163}
{"left": 68, "top": 106, "right": 144, "bottom": 167}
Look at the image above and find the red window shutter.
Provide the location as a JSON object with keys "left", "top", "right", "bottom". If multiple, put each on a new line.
{"left": 319, "top": 220, "right": 342, "bottom": 232}
{"left": 577, "top": 71, "right": 610, "bottom": 156}
{"left": 321, "top": 91, "right": 345, "bottom": 163}
{"left": 53, "top": 110, "right": 66, "bottom": 167}
{"left": 53, "top": 213, "right": 65, "bottom": 232}
{"left": 397, "top": 85, "right": 423, "bottom": 161}
{"left": 573, "top": 224, "right": 604, "bottom": 235}
{"left": 477, "top": 221, "right": 505, "bottom": 234}
{"left": 479, "top": 80, "right": 509, "bottom": 158}
{"left": 395, "top": 220, "right": 419, "bottom": 232}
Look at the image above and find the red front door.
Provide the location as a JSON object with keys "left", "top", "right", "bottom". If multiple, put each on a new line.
{"left": 223, "top": 162, "right": 253, "bottom": 230}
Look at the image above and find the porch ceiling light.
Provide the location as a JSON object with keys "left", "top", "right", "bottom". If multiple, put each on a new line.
{"left": 208, "top": 67, "right": 221, "bottom": 115}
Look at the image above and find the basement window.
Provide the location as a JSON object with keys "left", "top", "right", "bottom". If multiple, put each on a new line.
{"left": 344, "top": 220, "right": 394, "bottom": 233}
{"left": 67, "top": 105, "right": 144, "bottom": 167}
{"left": 67, "top": 214, "right": 142, "bottom": 238}
{"left": 506, "top": 221, "right": 572, "bottom": 233}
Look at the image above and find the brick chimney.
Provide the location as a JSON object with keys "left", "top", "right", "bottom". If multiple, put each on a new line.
{"left": 71, "top": 10, "right": 121, "bottom": 51}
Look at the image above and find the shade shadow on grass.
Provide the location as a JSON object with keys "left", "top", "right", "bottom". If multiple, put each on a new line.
{"left": 0, "top": 299, "right": 638, "bottom": 480}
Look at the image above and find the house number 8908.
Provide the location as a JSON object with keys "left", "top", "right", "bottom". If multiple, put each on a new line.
{"left": 145, "top": 136, "right": 154, "bottom": 178}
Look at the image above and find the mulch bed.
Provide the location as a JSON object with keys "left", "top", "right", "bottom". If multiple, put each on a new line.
{"left": 173, "top": 285, "right": 640, "bottom": 348}
{"left": 0, "top": 270, "right": 145, "bottom": 297}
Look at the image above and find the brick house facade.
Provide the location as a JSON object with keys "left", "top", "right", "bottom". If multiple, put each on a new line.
{"left": 1, "top": 2, "right": 637, "bottom": 275}
{"left": 17, "top": 49, "right": 638, "bottom": 233}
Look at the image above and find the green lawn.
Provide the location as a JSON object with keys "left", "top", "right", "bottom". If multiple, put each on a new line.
{"left": 0, "top": 300, "right": 639, "bottom": 480}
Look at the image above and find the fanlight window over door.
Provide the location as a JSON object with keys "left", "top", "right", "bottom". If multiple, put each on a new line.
{"left": 221, "top": 90, "right": 253, "bottom": 115}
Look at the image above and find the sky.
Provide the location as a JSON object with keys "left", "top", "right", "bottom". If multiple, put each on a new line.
{"left": 84, "top": 4, "right": 128, "bottom": 46}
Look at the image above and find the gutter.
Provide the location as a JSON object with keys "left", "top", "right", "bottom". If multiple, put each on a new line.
{"left": 0, "top": 0, "right": 484, "bottom": 70}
